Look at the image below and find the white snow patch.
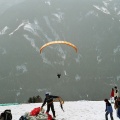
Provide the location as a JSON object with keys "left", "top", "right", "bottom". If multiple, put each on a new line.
{"left": 52, "top": 12, "right": 64, "bottom": 22}
{"left": 97, "top": 56, "right": 102, "bottom": 64}
{"left": 24, "top": 34, "right": 39, "bottom": 52}
{"left": 117, "top": 75, "right": 120, "bottom": 81}
{"left": 0, "top": 26, "right": 9, "bottom": 35}
{"left": 113, "top": 45, "right": 120, "bottom": 54}
{"left": 93, "top": 5, "right": 110, "bottom": 15}
{"left": 16, "top": 64, "right": 27, "bottom": 73}
{"left": 9, "top": 22, "right": 25, "bottom": 35}
{"left": 45, "top": 0, "right": 51, "bottom": 5}
{"left": 75, "top": 74, "right": 81, "bottom": 81}
{"left": 75, "top": 54, "right": 81, "bottom": 63}
{"left": 40, "top": 53, "right": 52, "bottom": 65}
{"left": 44, "top": 16, "right": 60, "bottom": 40}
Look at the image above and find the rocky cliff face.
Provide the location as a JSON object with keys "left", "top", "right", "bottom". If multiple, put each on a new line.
{"left": 0, "top": 0, "right": 120, "bottom": 103}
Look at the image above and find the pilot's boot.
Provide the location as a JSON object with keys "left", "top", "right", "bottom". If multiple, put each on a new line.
{"left": 53, "top": 111, "right": 56, "bottom": 118}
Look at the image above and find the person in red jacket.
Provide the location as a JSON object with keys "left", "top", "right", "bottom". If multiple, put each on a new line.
{"left": 110, "top": 88, "right": 114, "bottom": 103}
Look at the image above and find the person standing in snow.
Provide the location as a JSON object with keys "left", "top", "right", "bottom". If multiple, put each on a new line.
{"left": 41, "top": 92, "right": 60, "bottom": 119}
{"left": 104, "top": 99, "right": 114, "bottom": 120}
{"left": 114, "top": 86, "right": 119, "bottom": 101}
{"left": 110, "top": 88, "right": 114, "bottom": 103}
{"left": 114, "top": 97, "right": 120, "bottom": 118}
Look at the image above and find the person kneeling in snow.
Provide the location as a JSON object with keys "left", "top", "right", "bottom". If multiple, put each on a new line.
{"left": 41, "top": 92, "right": 60, "bottom": 119}
{"left": 104, "top": 99, "right": 114, "bottom": 120}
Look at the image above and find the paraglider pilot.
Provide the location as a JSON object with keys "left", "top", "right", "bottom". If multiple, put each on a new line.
{"left": 41, "top": 92, "right": 60, "bottom": 119}
{"left": 57, "top": 74, "right": 61, "bottom": 78}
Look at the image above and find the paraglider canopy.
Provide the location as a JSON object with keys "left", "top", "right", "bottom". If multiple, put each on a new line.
{"left": 40, "top": 41, "right": 78, "bottom": 53}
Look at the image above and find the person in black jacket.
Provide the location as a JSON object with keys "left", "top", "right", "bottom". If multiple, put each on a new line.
{"left": 114, "top": 97, "right": 120, "bottom": 118}
{"left": 114, "top": 86, "right": 119, "bottom": 101}
{"left": 41, "top": 92, "right": 60, "bottom": 118}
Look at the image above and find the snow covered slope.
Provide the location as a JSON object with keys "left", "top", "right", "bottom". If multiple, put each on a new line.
{"left": 0, "top": 101, "right": 119, "bottom": 120}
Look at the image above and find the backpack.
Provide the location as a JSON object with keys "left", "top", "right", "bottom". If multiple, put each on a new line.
{"left": 0, "top": 109, "right": 12, "bottom": 120}
{"left": 30, "top": 107, "right": 40, "bottom": 116}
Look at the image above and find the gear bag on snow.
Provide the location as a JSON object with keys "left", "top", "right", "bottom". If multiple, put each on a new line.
{"left": 19, "top": 116, "right": 27, "bottom": 120}
{"left": 20, "top": 107, "right": 53, "bottom": 120}
{"left": 0, "top": 109, "right": 12, "bottom": 120}
{"left": 30, "top": 107, "right": 41, "bottom": 116}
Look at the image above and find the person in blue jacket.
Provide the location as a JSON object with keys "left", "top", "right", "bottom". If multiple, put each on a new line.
{"left": 104, "top": 99, "right": 114, "bottom": 120}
